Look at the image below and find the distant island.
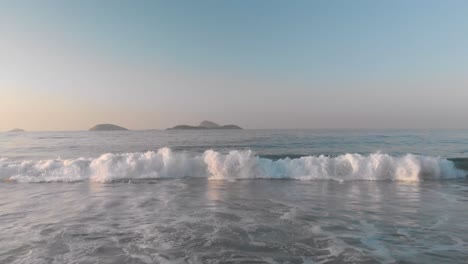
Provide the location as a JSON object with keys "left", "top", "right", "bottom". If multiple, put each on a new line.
{"left": 8, "top": 128, "right": 25, "bottom": 132}
{"left": 89, "top": 124, "right": 129, "bottom": 131}
{"left": 168, "top": 120, "right": 242, "bottom": 130}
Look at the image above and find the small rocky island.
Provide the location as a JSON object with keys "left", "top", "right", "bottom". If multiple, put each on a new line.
{"left": 168, "top": 120, "right": 242, "bottom": 130}
{"left": 8, "top": 128, "right": 25, "bottom": 132}
{"left": 89, "top": 124, "right": 129, "bottom": 131}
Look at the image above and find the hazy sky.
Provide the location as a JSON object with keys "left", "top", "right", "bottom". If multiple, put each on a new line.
{"left": 1, "top": 0, "right": 468, "bottom": 131}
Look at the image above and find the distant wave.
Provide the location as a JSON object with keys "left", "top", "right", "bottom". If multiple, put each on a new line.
{"left": 0, "top": 148, "right": 466, "bottom": 183}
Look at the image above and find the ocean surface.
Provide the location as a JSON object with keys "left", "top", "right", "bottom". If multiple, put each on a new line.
{"left": 1, "top": 129, "right": 468, "bottom": 263}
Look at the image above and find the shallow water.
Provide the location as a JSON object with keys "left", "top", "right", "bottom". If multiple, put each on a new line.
{"left": 1, "top": 130, "right": 468, "bottom": 263}
{"left": 1, "top": 179, "right": 468, "bottom": 264}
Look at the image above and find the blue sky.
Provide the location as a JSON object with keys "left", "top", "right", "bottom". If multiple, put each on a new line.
{"left": 1, "top": 0, "right": 468, "bottom": 130}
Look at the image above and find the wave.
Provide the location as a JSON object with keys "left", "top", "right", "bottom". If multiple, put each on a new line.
{"left": 0, "top": 148, "right": 466, "bottom": 183}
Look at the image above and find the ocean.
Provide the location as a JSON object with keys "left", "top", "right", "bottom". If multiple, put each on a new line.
{"left": 1, "top": 129, "right": 468, "bottom": 263}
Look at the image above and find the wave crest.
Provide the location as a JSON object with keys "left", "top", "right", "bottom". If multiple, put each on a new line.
{"left": 0, "top": 148, "right": 465, "bottom": 183}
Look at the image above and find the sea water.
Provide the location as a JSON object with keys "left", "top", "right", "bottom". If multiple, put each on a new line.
{"left": 1, "top": 129, "right": 467, "bottom": 263}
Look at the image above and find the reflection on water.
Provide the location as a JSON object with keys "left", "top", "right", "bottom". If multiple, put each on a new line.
{"left": 206, "top": 180, "right": 223, "bottom": 205}
{"left": 1, "top": 179, "right": 468, "bottom": 263}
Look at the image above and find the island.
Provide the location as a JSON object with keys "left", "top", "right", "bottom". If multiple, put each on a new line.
{"left": 168, "top": 120, "right": 242, "bottom": 130}
{"left": 8, "top": 128, "right": 25, "bottom": 132}
{"left": 89, "top": 124, "right": 129, "bottom": 131}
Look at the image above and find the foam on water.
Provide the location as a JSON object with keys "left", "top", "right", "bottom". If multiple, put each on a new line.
{"left": 0, "top": 148, "right": 465, "bottom": 183}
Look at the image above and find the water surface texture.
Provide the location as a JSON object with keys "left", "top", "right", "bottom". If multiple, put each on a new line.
{"left": 1, "top": 130, "right": 468, "bottom": 263}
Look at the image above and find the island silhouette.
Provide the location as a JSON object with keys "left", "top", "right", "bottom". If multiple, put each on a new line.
{"left": 168, "top": 120, "right": 242, "bottom": 130}
{"left": 89, "top": 124, "right": 129, "bottom": 131}
{"left": 8, "top": 128, "right": 25, "bottom": 132}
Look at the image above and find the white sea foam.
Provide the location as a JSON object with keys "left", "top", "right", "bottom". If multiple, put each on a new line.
{"left": 0, "top": 148, "right": 465, "bottom": 183}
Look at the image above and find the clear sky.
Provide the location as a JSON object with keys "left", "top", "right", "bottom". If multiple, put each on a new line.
{"left": 1, "top": 0, "right": 468, "bottom": 131}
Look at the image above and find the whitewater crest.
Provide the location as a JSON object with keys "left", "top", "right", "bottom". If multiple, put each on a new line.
{"left": 0, "top": 148, "right": 465, "bottom": 183}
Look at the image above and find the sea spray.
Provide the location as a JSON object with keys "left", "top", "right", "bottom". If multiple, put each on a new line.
{"left": 1, "top": 148, "right": 465, "bottom": 183}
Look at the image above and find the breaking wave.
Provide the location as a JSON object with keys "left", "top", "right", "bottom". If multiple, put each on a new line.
{"left": 0, "top": 148, "right": 466, "bottom": 183}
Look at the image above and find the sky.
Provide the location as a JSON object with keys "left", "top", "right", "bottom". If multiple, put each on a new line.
{"left": 1, "top": 0, "right": 468, "bottom": 131}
